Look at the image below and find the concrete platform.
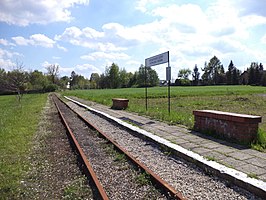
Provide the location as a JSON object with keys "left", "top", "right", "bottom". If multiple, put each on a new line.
{"left": 65, "top": 96, "right": 266, "bottom": 197}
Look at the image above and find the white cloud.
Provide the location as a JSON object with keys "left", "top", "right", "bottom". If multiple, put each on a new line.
{"left": 30, "top": 34, "right": 55, "bottom": 48}
{"left": 0, "top": 48, "right": 13, "bottom": 58}
{"left": 227, "top": 0, "right": 266, "bottom": 17}
{"left": 12, "top": 34, "right": 55, "bottom": 48}
{"left": 76, "top": 63, "right": 100, "bottom": 72}
{"left": 59, "top": 64, "right": 101, "bottom": 78}
{"left": 57, "top": 44, "right": 68, "bottom": 52}
{"left": 0, "top": 0, "right": 90, "bottom": 26}
{"left": 0, "top": 39, "right": 8, "bottom": 46}
{"left": 0, "top": 39, "right": 14, "bottom": 46}
{"left": 59, "top": 66, "right": 74, "bottom": 75}
{"left": 12, "top": 37, "right": 29, "bottom": 46}
{"left": 0, "top": 48, "right": 19, "bottom": 69}
{"left": 262, "top": 35, "right": 266, "bottom": 44}
{"left": 0, "top": 58, "right": 15, "bottom": 70}
{"left": 135, "top": 0, "right": 160, "bottom": 13}
{"left": 55, "top": 26, "right": 105, "bottom": 49}
{"left": 41, "top": 61, "right": 53, "bottom": 68}
{"left": 55, "top": 26, "right": 132, "bottom": 51}
{"left": 81, "top": 52, "right": 130, "bottom": 61}
{"left": 52, "top": 56, "right": 61, "bottom": 60}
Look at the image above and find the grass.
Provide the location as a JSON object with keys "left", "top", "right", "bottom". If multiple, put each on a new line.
{"left": 63, "top": 176, "right": 90, "bottom": 200}
{"left": 205, "top": 156, "right": 217, "bottom": 162}
{"left": 247, "top": 173, "right": 259, "bottom": 179}
{"left": 135, "top": 171, "right": 151, "bottom": 186}
{"left": 61, "top": 85, "right": 266, "bottom": 150}
{"left": 0, "top": 93, "right": 48, "bottom": 198}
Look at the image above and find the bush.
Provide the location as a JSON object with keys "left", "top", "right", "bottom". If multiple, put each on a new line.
{"left": 43, "top": 84, "right": 58, "bottom": 92}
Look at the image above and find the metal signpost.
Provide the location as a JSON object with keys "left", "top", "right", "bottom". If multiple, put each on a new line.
{"left": 145, "top": 51, "right": 171, "bottom": 114}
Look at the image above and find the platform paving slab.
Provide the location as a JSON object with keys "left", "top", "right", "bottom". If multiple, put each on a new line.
{"left": 177, "top": 141, "right": 199, "bottom": 150}
{"left": 192, "top": 147, "right": 213, "bottom": 154}
{"left": 245, "top": 157, "right": 266, "bottom": 168}
{"left": 259, "top": 173, "right": 266, "bottom": 182}
{"left": 173, "top": 138, "right": 190, "bottom": 145}
{"left": 200, "top": 142, "right": 224, "bottom": 149}
{"left": 237, "top": 164, "right": 266, "bottom": 176}
{"left": 215, "top": 146, "right": 236, "bottom": 155}
{"left": 200, "top": 151, "right": 228, "bottom": 161}
{"left": 227, "top": 151, "right": 255, "bottom": 161}
{"left": 220, "top": 157, "right": 248, "bottom": 168}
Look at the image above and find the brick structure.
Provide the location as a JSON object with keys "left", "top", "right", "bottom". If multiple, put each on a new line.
{"left": 112, "top": 98, "right": 129, "bottom": 110}
{"left": 193, "top": 110, "right": 262, "bottom": 144}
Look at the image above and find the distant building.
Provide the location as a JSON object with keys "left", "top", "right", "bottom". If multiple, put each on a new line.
{"left": 159, "top": 80, "right": 168, "bottom": 86}
{"left": 66, "top": 82, "right": 70, "bottom": 89}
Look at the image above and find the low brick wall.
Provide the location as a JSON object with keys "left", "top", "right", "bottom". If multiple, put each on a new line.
{"left": 193, "top": 110, "right": 262, "bottom": 144}
{"left": 112, "top": 98, "right": 129, "bottom": 110}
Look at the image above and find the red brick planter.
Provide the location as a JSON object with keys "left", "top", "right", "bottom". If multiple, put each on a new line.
{"left": 193, "top": 110, "right": 262, "bottom": 144}
{"left": 112, "top": 98, "right": 129, "bottom": 110}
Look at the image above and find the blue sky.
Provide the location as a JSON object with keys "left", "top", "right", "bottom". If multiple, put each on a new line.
{"left": 1, "top": 0, "right": 266, "bottom": 80}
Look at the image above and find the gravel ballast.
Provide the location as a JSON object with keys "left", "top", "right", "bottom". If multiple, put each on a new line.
{"left": 55, "top": 97, "right": 169, "bottom": 199}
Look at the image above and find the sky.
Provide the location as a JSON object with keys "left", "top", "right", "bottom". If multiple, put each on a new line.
{"left": 0, "top": 0, "right": 266, "bottom": 80}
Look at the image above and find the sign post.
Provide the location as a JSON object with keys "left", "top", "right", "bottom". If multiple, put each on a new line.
{"left": 145, "top": 51, "right": 171, "bottom": 114}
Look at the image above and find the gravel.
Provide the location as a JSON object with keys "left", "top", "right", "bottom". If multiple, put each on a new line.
{"left": 66, "top": 99, "right": 261, "bottom": 200}
{"left": 55, "top": 97, "right": 169, "bottom": 200}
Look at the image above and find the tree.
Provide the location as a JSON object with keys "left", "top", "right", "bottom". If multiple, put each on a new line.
{"left": 248, "top": 62, "right": 258, "bottom": 85}
{"left": 128, "top": 72, "right": 137, "bottom": 87}
{"left": 90, "top": 73, "right": 100, "bottom": 89}
{"left": 98, "top": 73, "right": 108, "bottom": 89}
{"left": 178, "top": 68, "right": 191, "bottom": 80}
{"left": 232, "top": 68, "right": 241, "bottom": 85}
{"left": 201, "top": 61, "right": 209, "bottom": 85}
{"left": 178, "top": 68, "right": 191, "bottom": 86}
{"left": 28, "top": 70, "right": 49, "bottom": 90}
{"left": 70, "top": 71, "right": 90, "bottom": 89}
{"left": 46, "top": 64, "right": 59, "bottom": 84}
{"left": 226, "top": 60, "right": 234, "bottom": 85}
{"left": 261, "top": 72, "right": 266, "bottom": 86}
{"left": 148, "top": 67, "right": 159, "bottom": 87}
{"left": 70, "top": 71, "right": 78, "bottom": 89}
{"left": 202, "top": 56, "right": 225, "bottom": 85}
{"left": 119, "top": 68, "right": 130, "bottom": 88}
{"left": 107, "top": 63, "right": 120, "bottom": 89}
{"left": 0, "top": 68, "right": 7, "bottom": 93}
{"left": 259, "top": 63, "right": 264, "bottom": 71}
{"left": 192, "top": 64, "right": 200, "bottom": 85}
{"left": 6, "top": 61, "right": 28, "bottom": 101}
{"left": 136, "top": 65, "right": 146, "bottom": 87}
{"left": 136, "top": 64, "right": 159, "bottom": 87}
{"left": 59, "top": 76, "right": 70, "bottom": 89}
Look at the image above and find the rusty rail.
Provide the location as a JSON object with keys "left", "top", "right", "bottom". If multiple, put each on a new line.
{"left": 53, "top": 96, "right": 109, "bottom": 200}
{"left": 55, "top": 95, "right": 186, "bottom": 199}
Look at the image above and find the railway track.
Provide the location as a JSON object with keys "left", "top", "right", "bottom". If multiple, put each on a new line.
{"left": 53, "top": 95, "right": 184, "bottom": 199}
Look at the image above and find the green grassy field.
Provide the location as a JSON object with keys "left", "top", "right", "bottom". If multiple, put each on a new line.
{"left": 0, "top": 94, "right": 48, "bottom": 198}
{"left": 62, "top": 85, "right": 266, "bottom": 150}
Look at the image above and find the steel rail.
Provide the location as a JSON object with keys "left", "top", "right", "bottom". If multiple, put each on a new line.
{"left": 53, "top": 96, "right": 109, "bottom": 200}
{"left": 57, "top": 96, "right": 186, "bottom": 200}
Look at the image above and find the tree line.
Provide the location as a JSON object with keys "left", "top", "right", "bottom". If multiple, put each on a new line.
{"left": 66, "top": 63, "right": 159, "bottom": 89}
{"left": 176, "top": 56, "right": 266, "bottom": 86}
{"left": 0, "top": 62, "right": 159, "bottom": 99}
{"left": 1, "top": 56, "right": 265, "bottom": 99}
